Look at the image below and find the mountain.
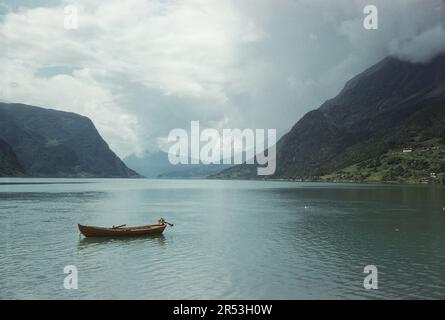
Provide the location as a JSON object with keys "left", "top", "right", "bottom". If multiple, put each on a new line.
{"left": 124, "top": 151, "right": 232, "bottom": 178}
{"left": 124, "top": 151, "right": 176, "bottom": 178}
{"left": 0, "top": 138, "right": 25, "bottom": 176}
{"left": 0, "top": 103, "right": 140, "bottom": 178}
{"left": 212, "top": 54, "right": 445, "bottom": 184}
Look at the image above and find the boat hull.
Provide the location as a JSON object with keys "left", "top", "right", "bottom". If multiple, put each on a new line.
{"left": 78, "top": 223, "right": 166, "bottom": 237}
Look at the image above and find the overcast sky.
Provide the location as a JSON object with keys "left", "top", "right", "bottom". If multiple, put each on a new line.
{"left": 1, "top": 0, "right": 444, "bottom": 158}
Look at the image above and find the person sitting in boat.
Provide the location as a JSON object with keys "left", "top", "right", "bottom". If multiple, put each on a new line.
{"left": 158, "top": 218, "right": 166, "bottom": 225}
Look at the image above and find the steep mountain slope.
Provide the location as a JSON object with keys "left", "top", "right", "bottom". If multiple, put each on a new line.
{"left": 323, "top": 101, "right": 445, "bottom": 183}
{"left": 0, "top": 103, "right": 140, "bottom": 178}
{"left": 212, "top": 54, "right": 445, "bottom": 183}
{"left": 0, "top": 138, "right": 25, "bottom": 176}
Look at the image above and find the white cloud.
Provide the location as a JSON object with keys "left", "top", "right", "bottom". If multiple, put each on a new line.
{"left": 389, "top": 25, "right": 445, "bottom": 63}
{"left": 0, "top": 61, "right": 143, "bottom": 157}
{"left": 0, "top": 0, "right": 263, "bottom": 156}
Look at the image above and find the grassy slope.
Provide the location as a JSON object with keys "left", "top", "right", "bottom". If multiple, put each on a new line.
{"left": 321, "top": 101, "right": 445, "bottom": 185}
{"left": 322, "top": 138, "right": 445, "bottom": 184}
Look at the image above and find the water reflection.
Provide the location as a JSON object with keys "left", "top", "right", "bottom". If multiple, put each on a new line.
{"left": 78, "top": 234, "right": 166, "bottom": 248}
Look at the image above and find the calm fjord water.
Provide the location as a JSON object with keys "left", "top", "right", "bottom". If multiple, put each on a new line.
{"left": 0, "top": 178, "right": 444, "bottom": 299}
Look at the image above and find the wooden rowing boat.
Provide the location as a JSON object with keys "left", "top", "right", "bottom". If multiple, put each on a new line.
{"left": 78, "top": 223, "right": 167, "bottom": 237}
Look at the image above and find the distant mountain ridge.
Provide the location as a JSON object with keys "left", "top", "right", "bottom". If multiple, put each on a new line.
{"left": 0, "top": 103, "right": 140, "bottom": 178}
{"left": 124, "top": 151, "right": 232, "bottom": 178}
{"left": 212, "top": 54, "right": 445, "bottom": 183}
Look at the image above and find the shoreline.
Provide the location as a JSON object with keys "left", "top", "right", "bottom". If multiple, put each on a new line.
{"left": 1, "top": 175, "right": 444, "bottom": 188}
{"left": 207, "top": 176, "right": 445, "bottom": 187}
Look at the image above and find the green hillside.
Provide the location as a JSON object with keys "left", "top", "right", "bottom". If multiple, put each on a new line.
{"left": 322, "top": 140, "right": 444, "bottom": 184}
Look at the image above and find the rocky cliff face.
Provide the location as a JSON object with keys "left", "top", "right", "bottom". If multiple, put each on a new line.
{"left": 0, "top": 138, "right": 25, "bottom": 176}
{"left": 212, "top": 54, "right": 445, "bottom": 182}
{"left": 0, "top": 103, "right": 140, "bottom": 178}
